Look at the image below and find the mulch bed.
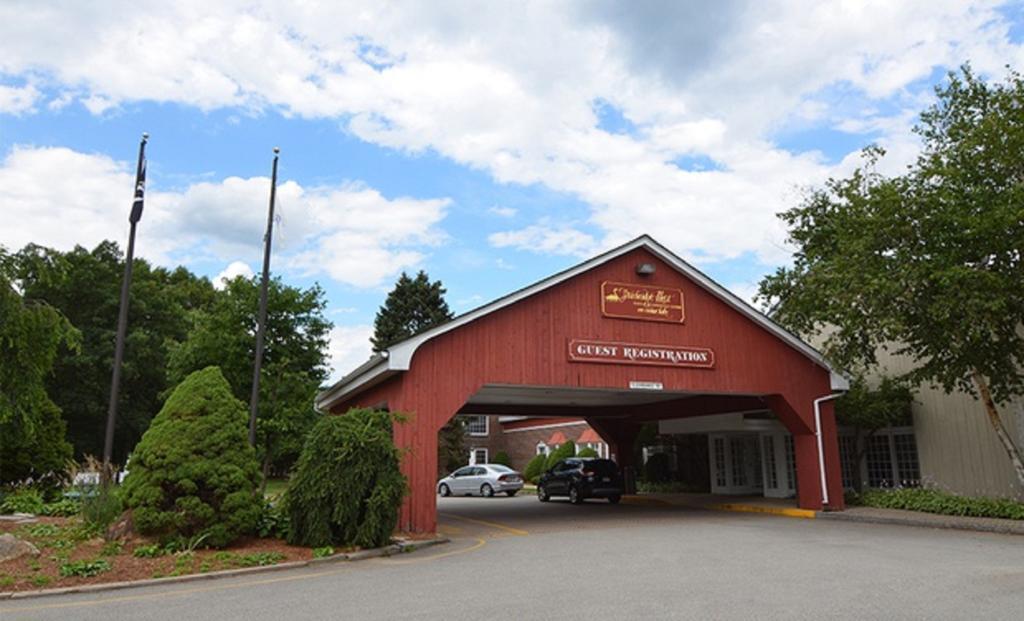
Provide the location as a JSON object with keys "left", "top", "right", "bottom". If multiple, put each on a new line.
{"left": 0, "top": 516, "right": 315, "bottom": 593}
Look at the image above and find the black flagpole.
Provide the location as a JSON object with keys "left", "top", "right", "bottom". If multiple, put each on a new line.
{"left": 249, "top": 147, "right": 279, "bottom": 446}
{"left": 103, "top": 132, "right": 148, "bottom": 480}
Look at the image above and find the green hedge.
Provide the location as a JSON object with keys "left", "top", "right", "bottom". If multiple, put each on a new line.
{"left": 523, "top": 454, "right": 547, "bottom": 483}
{"left": 576, "top": 447, "right": 598, "bottom": 458}
{"left": 492, "top": 451, "right": 511, "bottom": 467}
{"left": 544, "top": 441, "right": 576, "bottom": 471}
{"left": 853, "top": 488, "right": 1024, "bottom": 520}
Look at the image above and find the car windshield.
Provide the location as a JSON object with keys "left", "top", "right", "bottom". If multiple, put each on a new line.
{"left": 581, "top": 459, "right": 618, "bottom": 475}
{"left": 488, "top": 465, "right": 515, "bottom": 473}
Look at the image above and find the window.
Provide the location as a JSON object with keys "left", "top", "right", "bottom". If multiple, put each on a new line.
{"left": 452, "top": 466, "right": 473, "bottom": 478}
{"left": 838, "top": 435, "right": 857, "bottom": 489}
{"left": 893, "top": 433, "right": 920, "bottom": 486}
{"left": 763, "top": 436, "right": 778, "bottom": 490}
{"left": 713, "top": 438, "right": 727, "bottom": 487}
{"left": 864, "top": 429, "right": 920, "bottom": 488}
{"left": 783, "top": 435, "right": 796, "bottom": 491}
{"left": 729, "top": 438, "right": 747, "bottom": 486}
{"left": 536, "top": 442, "right": 549, "bottom": 456}
{"left": 866, "top": 435, "right": 893, "bottom": 487}
{"left": 470, "top": 448, "right": 488, "bottom": 465}
{"left": 465, "top": 415, "right": 488, "bottom": 436}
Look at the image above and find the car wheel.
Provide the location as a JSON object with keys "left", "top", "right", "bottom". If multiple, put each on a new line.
{"left": 537, "top": 484, "right": 550, "bottom": 502}
{"left": 506, "top": 490, "right": 517, "bottom": 497}
{"left": 480, "top": 483, "right": 494, "bottom": 498}
{"left": 569, "top": 485, "right": 583, "bottom": 505}
{"left": 438, "top": 483, "right": 451, "bottom": 497}
{"left": 608, "top": 494, "right": 621, "bottom": 504}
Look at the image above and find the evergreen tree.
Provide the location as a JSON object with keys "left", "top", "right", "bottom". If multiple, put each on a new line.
{"left": 371, "top": 270, "right": 461, "bottom": 476}
{"left": 371, "top": 271, "right": 452, "bottom": 352}
{"left": 122, "top": 366, "right": 262, "bottom": 547}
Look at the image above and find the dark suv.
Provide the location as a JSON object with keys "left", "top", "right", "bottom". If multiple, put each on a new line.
{"left": 537, "top": 457, "right": 623, "bottom": 504}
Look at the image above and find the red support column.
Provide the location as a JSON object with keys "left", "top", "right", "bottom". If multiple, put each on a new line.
{"left": 766, "top": 393, "right": 845, "bottom": 511}
{"left": 586, "top": 417, "right": 640, "bottom": 493}
{"left": 392, "top": 412, "right": 439, "bottom": 533}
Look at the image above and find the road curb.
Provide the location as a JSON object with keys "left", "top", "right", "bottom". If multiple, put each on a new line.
{"left": 621, "top": 495, "right": 815, "bottom": 519}
{"left": 817, "top": 511, "right": 1024, "bottom": 535}
{"left": 0, "top": 537, "right": 448, "bottom": 601}
{"left": 710, "top": 503, "right": 817, "bottom": 519}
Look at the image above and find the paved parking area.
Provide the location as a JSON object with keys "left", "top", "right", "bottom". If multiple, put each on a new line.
{"left": 3, "top": 494, "right": 1023, "bottom": 620}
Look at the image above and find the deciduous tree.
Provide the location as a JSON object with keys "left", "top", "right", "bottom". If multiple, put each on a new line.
{"left": 758, "top": 66, "right": 1024, "bottom": 488}
{"left": 168, "top": 275, "right": 330, "bottom": 481}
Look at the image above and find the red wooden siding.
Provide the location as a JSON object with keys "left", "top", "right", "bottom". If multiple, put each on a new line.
{"left": 332, "top": 247, "right": 845, "bottom": 533}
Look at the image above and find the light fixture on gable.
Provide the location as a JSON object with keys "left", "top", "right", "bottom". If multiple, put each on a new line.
{"left": 636, "top": 263, "right": 656, "bottom": 276}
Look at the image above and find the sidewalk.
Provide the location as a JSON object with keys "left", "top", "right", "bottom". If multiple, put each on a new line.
{"left": 624, "top": 492, "right": 1024, "bottom": 535}
{"left": 818, "top": 505, "right": 1024, "bottom": 536}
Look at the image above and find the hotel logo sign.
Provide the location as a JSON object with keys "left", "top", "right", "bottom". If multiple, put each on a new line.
{"left": 568, "top": 339, "right": 715, "bottom": 369}
{"left": 601, "top": 281, "right": 684, "bottom": 323}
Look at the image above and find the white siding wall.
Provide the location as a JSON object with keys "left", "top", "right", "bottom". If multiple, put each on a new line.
{"left": 873, "top": 348, "right": 1024, "bottom": 500}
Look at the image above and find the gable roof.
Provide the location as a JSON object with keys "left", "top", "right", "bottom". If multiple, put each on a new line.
{"left": 315, "top": 235, "right": 848, "bottom": 411}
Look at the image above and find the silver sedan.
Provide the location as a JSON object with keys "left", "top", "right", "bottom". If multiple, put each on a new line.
{"left": 437, "top": 464, "right": 524, "bottom": 497}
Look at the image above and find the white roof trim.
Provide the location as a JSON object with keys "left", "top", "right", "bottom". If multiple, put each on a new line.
{"left": 316, "top": 235, "right": 847, "bottom": 410}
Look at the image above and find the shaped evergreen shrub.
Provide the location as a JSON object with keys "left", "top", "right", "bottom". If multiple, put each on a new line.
{"left": 576, "top": 446, "right": 599, "bottom": 458}
{"left": 492, "top": 451, "right": 511, "bottom": 467}
{"left": 286, "top": 408, "right": 407, "bottom": 548}
{"left": 523, "top": 454, "right": 547, "bottom": 483}
{"left": 122, "top": 366, "right": 262, "bottom": 547}
{"left": 545, "top": 440, "right": 576, "bottom": 470}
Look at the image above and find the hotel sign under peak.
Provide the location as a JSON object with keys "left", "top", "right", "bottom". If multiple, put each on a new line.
{"left": 601, "top": 281, "right": 684, "bottom": 323}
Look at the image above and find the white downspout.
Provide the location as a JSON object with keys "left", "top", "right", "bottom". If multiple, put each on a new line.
{"left": 813, "top": 393, "right": 843, "bottom": 507}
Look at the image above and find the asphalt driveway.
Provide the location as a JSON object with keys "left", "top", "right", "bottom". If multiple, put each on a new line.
{"left": 3, "top": 495, "right": 1022, "bottom": 620}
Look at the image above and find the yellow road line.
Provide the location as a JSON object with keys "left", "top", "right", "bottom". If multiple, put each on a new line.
{"left": 438, "top": 512, "right": 530, "bottom": 536}
{"left": 374, "top": 537, "right": 486, "bottom": 565}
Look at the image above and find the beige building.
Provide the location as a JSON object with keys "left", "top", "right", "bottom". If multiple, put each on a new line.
{"left": 655, "top": 345, "right": 1024, "bottom": 502}
{"left": 874, "top": 348, "right": 1024, "bottom": 501}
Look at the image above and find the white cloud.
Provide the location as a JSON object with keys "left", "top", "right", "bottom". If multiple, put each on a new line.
{"left": 214, "top": 260, "right": 254, "bottom": 288}
{"left": 1, "top": 1, "right": 1020, "bottom": 268}
{"left": 0, "top": 145, "right": 449, "bottom": 288}
{"left": 0, "top": 83, "right": 39, "bottom": 114}
{"left": 326, "top": 324, "right": 374, "bottom": 382}
{"left": 488, "top": 206, "right": 517, "bottom": 218}
{"left": 489, "top": 222, "right": 597, "bottom": 257}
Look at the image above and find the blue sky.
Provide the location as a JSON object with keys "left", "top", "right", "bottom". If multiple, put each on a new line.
{"left": 1, "top": 1, "right": 1021, "bottom": 378}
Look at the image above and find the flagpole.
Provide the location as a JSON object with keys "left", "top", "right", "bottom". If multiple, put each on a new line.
{"left": 103, "top": 132, "right": 148, "bottom": 481}
{"left": 249, "top": 147, "right": 279, "bottom": 447}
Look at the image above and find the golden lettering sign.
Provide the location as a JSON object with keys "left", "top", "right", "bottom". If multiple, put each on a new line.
{"left": 568, "top": 339, "right": 714, "bottom": 369}
{"left": 601, "top": 281, "right": 684, "bottom": 323}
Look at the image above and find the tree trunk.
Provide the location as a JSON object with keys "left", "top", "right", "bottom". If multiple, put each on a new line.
{"left": 260, "top": 439, "right": 272, "bottom": 495}
{"left": 972, "top": 370, "right": 1024, "bottom": 489}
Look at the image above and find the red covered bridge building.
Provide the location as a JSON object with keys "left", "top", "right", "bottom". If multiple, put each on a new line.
{"left": 316, "top": 236, "right": 849, "bottom": 533}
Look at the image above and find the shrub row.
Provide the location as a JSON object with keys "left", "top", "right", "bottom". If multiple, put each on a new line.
{"left": 852, "top": 488, "right": 1024, "bottom": 520}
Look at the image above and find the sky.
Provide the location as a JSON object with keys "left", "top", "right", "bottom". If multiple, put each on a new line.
{"left": 2, "top": 1, "right": 1023, "bottom": 381}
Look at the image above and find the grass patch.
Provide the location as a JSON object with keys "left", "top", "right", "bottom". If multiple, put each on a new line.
{"left": 851, "top": 488, "right": 1024, "bottom": 520}
{"left": 264, "top": 478, "right": 289, "bottom": 499}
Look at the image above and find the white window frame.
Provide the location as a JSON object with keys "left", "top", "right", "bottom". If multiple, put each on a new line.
{"left": 465, "top": 415, "right": 489, "bottom": 437}
{"left": 470, "top": 448, "right": 488, "bottom": 465}
{"left": 536, "top": 442, "right": 549, "bottom": 455}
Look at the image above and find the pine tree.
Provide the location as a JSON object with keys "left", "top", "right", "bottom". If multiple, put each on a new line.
{"left": 371, "top": 271, "right": 453, "bottom": 352}
{"left": 371, "top": 270, "right": 462, "bottom": 476}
